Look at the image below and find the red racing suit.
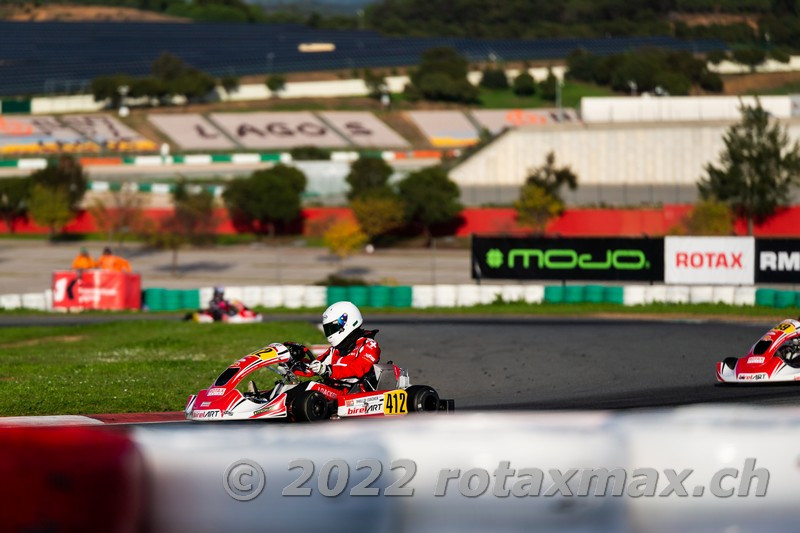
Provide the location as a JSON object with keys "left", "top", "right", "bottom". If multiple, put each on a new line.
{"left": 302, "top": 336, "right": 381, "bottom": 381}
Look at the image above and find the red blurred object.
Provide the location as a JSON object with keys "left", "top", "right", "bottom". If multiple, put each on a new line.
{"left": 52, "top": 270, "right": 141, "bottom": 311}
{"left": 0, "top": 426, "right": 145, "bottom": 533}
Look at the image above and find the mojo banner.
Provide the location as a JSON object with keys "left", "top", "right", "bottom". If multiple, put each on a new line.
{"left": 472, "top": 237, "right": 664, "bottom": 281}
{"left": 756, "top": 238, "right": 800, "bottom": 284}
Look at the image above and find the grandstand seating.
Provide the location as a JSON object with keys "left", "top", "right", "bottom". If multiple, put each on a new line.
{"left": 0, "top": 21, "right": 725, "bottom": 96}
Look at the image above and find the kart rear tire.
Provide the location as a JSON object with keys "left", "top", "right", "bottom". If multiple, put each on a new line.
{"left": 292, "top": 390, "right": 328, "bottom": 422}
{"left": 405, "top": 385, "right": 440, "bottom": 413}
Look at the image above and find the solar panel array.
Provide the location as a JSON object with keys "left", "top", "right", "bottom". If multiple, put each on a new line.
{"left": 0, "top": 21, "right": 726, "bottom": 96}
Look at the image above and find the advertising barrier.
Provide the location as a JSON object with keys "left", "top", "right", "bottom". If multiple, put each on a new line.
{"left": 52, "top": 270, "right": 141, "bottom": 310}
{"left": 472, "top": 237, "right": 664, "bottom": 281}
{"left": 755, "top": 238, "right": 800, "bottom": 284}
{"left": 664, "top": 237, "right": 754, "bottom": 285}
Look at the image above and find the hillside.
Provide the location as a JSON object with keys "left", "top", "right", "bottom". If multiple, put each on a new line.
{"left": 0, "top": 4, "right": 189, "bottom": 22}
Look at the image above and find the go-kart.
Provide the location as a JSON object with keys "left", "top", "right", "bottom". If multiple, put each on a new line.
{"left": 185, "top": 342, "right": 454, "bottom": 421}
{"left": 189, "top": 301, "right": 263, "bottom": 324}
{"left": 716, "top": 318, "right": 800, "bottom": 383}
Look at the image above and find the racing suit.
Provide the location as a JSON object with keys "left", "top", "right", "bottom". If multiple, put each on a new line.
{"left": 208, "top": 296, "right": 234, "bottom": 322}
{"left": 296, "top": 329, "right": 381, "bottom": 381}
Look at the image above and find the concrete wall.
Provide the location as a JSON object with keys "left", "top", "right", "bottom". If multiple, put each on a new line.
{"left": 581, "top": 95, "right": 793, "bottom": 123}
{"left": 449, "top": 120, "right": 800, "bottom": 187}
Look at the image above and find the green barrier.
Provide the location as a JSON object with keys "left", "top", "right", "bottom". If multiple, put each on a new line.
{"left": 369, "top": 285, "right": 391, "bottom": 307}
{"left": 544, "top": 285, "right": 564, "bottom": 303}
{"left": 391, "top": 286, "right": 413, "bottom": 308}
{"left": 181, "top": 289, "right": 200, "bottom": 310}
{"left": 260, "top": 153, "right": 282, "bottom": 162}
{"left": 603, "top": 286, "right": 624, "bottom": 305}
{"left": 755, "top": 289, "right": 776, "bottom": 307}
{"left": 775, "top": 290, "right": 796, "bottom": 309}
{"left": 143, "top": 288, "right": 165, "bottom": 311}
{"left": 564, "top": 285, "right": 584, "bottom": 304}
{"left": 347, "top": 286, "right": 369, "bottom": 307}
{"left": 163, "top": 289, "right": 182, "bottom": 311}
{"left": 0, "top": 160, "right": 16, "bottom": 168}
{"left": 211, "top": 154, "right": 232, "bottom": 163}
{"left": 326, "top": 286, "right": 348, "bottom": 306}
{"left": 584, "top": 285, "right": 605, "bottom": 304}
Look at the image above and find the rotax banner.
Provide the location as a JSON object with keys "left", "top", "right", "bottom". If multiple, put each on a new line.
{"left": 664, "top": 236, "right": 754, "bottom": 285}
{"left": 472, "top": 237, "right": 664, "bottom": 281}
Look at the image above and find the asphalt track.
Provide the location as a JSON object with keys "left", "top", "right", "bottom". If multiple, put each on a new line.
{"left": 5, "top": 314, "right": 800, "bottom": 411}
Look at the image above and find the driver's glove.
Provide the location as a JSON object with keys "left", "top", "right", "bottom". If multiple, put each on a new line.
{"left": 284, "top": 342, "right": 310, "bottom": 361}
{"left": 309, "top": 360, "right": 330, "bottom": 378}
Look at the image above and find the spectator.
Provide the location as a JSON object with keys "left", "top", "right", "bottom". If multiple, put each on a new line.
{"left": 96, "top": 247, "right": 132, "bottom": 272}
{"left": 71, "top": 247, "right": 95, "bottom": 270}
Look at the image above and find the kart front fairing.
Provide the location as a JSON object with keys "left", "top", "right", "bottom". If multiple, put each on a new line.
{"left": 186, "top": 344, "right": 299, "bottom": 420}
{"left": 716, "top": 319, "right": 800, "bottom": 383}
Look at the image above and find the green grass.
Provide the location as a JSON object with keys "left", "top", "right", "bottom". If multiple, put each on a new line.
{"left": 746, "top": 82, "right": 800, "bottom": 96}
{"left": 0, "top": 320, "right": 324, "bottom": 416}
{"left": 477, "top": 81, "right": 617, "bottom": 109}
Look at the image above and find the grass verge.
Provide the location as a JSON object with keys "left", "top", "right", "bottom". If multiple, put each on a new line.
{"left": 0, "top": 320, "right": 324, "bottom": 417}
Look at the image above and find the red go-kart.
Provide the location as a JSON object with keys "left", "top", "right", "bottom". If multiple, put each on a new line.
{"left": 716, "top": 318, "right": 800, "bottom": 383}
{"left": 185, "top": 343, "right": 454, "bottom": 421}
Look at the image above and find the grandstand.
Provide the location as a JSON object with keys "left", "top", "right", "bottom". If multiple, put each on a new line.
{"left": 0, "top": 21, "right": 725, "bottom": 96}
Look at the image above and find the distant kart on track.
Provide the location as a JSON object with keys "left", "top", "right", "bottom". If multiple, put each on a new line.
{"left": 188, "top": 302, "right": 263, "bottom": 324}
{"left": 185, "top": 342, "right": 454, "bottom": 421}
{"left": 716, "top": 318, "right": 800, "bottom": 383}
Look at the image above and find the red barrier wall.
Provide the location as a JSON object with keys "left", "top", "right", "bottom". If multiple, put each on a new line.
{"left": 2, "top": 205, "right": 799, "bottom": 237}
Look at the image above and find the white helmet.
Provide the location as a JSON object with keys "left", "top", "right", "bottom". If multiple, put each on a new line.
{"left": 322, "top": 301, "right": 363, "bottom": 348}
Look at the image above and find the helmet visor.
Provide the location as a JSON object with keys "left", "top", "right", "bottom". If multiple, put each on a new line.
{"left": 323, "top": 320, "right": 342, "bottom": 337}
{"left": 322, "top": 313, "right": 348, "bottom": 337}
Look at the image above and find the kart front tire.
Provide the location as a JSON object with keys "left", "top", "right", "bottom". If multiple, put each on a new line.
{"left": 292, "top": 390, "right": 329, "bottom": 422}
{"left": 405, "top": 385, "right": 440, "bottom": 412}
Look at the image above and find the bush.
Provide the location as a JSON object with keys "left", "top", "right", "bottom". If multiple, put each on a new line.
{"left": 512, "top": 72, "right": 536, "bottom": 96}
{"left": 290, "top": 146, "right": 330, "bottom": 161}
{"left": 732, "top": 45, "right": 767, "bottom": 69}
{"left": 266, "top": 74, "right": 287, "bottom": 93}
{"left": 480, "top": 67, "right": 509, "bottom": 90}
{"left": 699, "top": 70, "right": 724, "bottom": 92}
{"left": 705, "top": 49, "right": 728, "bottom": 65}
{"left": 653, "top": 71, "right": 692, "bottom": 96}
{"left": 539, "top": 69, "right": 558, "bottom": 101}
{"left": 770, "top": 47, "right": 792, "bottom": 63}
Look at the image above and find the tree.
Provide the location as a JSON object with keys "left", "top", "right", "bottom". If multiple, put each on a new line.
{"left": 396, "top": 166, "right": 462, "bottom": 245}
{"left": 28, "top": 185, "right": 72, "bottom": 239}
{"left": 90, "top": 74, "right": 134, "bottom": 106}
{"left": 524, "top": 151, "right": 578, "bottom": 205}
{"left": 266, "top": 74, "right": 287, "bottom": 96}
{"left": 222, "top": 164, "right": 307, "bottom": 237}
{"left": 350, "top": 195, "right": 405, "bottom": 243}
{"left": 363, "top": 69, "right": 387, "bottom": 99}
{"left": 88, "top": 190, "right": 145, "bottom": 246}
{"left": 512, "top": 72, "right": 536, "bottom": 96}
{"left": 346, "top": 157, "right": 394, "bottom": 200}
{"left": 699, "top": 102, "right": 800, "bottom": 234}
{"left": 408, "top": 46, "right": 478, "bottom": 103}
{"left": 538, "top": 69, "right": 558, "bottom": 101}
{"left": 479, "top": 67, "right": 509, "bottom": 90}
{"left": 29, "top": 155, "right": 86, "bottom": 218}
{"left": 147, "top": 181, "right": 217, "bottom": 275}
{"left": 683, "top": 199, "right": 734, "bottom": 236}
{"left": 514, "top": 183, "right": 562, "bottom": 233}
{"left": 732, "top": 45, "right": 767, "bottom": 71}
{"left": 220, "top": 75, "right": 240, "bottom": 93}
{"left": 0, "top": 177, "right": 30, "bottom": 234}
{"left": 324, "top": 219, "right": 367, "bottom": 261}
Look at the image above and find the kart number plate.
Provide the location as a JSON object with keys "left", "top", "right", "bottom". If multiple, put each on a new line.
{"left": 383, "top": 390, "right": 407, "bottom": 415}
{"left": 773, "top": 322, "right": 796, "bottom": 334}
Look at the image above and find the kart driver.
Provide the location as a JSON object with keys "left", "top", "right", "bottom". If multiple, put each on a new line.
{"left": 208, "top": 286, "right": 236, "bottom": 322}
{"left": 287, "top": 301, "right": 380, "bottom": 383}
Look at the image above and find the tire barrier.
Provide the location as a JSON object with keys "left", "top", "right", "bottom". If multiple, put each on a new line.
{"left": 3, "top": 407, "right": 797, "bottom": 532}
{"left": 2, "top": 285, "right": 798, "bottom": 311}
